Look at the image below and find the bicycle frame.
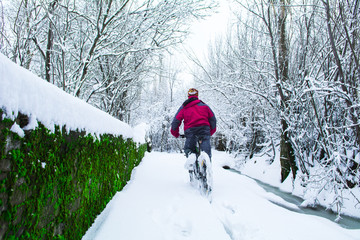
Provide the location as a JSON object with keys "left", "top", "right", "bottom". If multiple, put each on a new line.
{"left": 181, "top": 135, "right": 212, "bottom": 197}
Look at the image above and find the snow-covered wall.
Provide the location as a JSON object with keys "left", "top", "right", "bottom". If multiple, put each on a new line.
{"left": 0, "top": 53, "right": 133, "bottom": 139}
{"left": 0, "top": 53, "right": 147, "bottom": 238}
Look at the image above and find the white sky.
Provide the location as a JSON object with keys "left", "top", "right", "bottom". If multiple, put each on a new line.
{"left": 175, "top": 0, "right": 231, "bottom": 87}
{"left": 184, "top": 0, "right": 230, "bottom": 60}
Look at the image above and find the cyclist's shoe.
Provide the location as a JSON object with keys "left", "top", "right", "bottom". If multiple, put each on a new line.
{"left": 184, "top": 154, "right": 196, "bottom": 170}
{"left": 184, "top": 148, "right": 192, "bottom": 158}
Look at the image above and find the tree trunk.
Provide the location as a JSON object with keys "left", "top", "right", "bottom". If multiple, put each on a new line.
{"left": 45, "top": 0, "right": 58, "bottom": 82}
{"left": 280, "top": 119, "right": 297, "bottom": 182}
{"left": 324, "top": 0, "right": 360, "bottom": 148}
{"left": 278, "top": 0, "right": 297, "bottom": 182}
{"left": 45, "top": 25, "right": 53, "bottom": 82}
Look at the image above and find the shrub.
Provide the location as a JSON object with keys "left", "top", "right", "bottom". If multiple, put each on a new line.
{"left": 0, "top": 111, "right": 146, "bottom": 239}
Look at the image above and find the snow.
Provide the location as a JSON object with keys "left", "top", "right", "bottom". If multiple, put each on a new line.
{"left": 83, "top": 151, "right": 360, "bottom": 240}
{"left": 0, "top": 53, "right": 145, "bottom": 141}
{"left": 241, "top": 153, "right": 360, "bottom": 220}
{"left": 1, "top": 49, "right": 359, "bottom": 240}
{"left": 10, "top": 123, "right": 25, "bottom": 138}
{"left": 132, "top": 122, "right": 149, "bottom": 144}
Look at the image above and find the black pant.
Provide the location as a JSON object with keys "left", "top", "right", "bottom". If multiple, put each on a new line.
{"left": 184, "top": 127, "right": 212, "bottom": 159}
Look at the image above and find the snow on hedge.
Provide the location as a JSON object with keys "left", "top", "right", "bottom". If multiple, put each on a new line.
{"left": 0, "top": 53, "right": 136, "bottom": 140}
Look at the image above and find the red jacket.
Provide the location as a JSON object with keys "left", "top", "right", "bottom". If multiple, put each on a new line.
{"left": 171, "top": 96, "right": 216, "bottom": 138}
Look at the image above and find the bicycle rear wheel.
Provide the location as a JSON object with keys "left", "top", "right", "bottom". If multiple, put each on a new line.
{"left": 197, "top": 153, "right": 212, "bottom": 196}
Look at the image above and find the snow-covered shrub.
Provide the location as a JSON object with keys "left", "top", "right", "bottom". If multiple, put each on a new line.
{"left": 0, "top": 112, "right": 146, "bottom": 239}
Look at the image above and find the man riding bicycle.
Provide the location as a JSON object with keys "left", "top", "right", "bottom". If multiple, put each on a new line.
{"left": 170, "top": 88, "right": 216, "bottom": 159}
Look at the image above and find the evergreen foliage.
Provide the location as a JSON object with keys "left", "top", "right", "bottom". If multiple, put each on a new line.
{"left": 0, "top": 111, "right": 146, "bottom": 239}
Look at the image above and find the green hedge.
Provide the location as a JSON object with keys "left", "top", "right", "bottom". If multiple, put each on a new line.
{"left": 0, "top": 111, "right": 147, "bottom": 239}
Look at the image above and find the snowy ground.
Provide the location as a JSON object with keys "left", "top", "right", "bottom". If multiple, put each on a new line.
{"left": 82, "top": 151, "right": 360, "bottom": 240}
{"left": 2, "top": 46, "right": 358, "bottom": 240}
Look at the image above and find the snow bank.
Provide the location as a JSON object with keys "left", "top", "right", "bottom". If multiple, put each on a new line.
{"left": 0, "top": 53, "right": 138, "bottom": 140}
{"left": 239, "top": 150, "right": 360, "bottom": 219}
{"left": 132, "top": 123, "right": 149, "bottom": 144}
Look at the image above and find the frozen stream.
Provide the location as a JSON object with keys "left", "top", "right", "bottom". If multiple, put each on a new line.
{"left": 227, "top": 168, "right": 360, "bottom": 230}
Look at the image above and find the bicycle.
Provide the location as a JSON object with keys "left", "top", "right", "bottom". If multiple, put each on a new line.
{"left": 180, "top": 134, "right": 213, "bottom": 198}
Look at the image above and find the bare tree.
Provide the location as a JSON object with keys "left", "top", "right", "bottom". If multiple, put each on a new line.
{"left": 194, "top": 0, "right": 360, "bottom": 214}
{"left": 0, "top": 0, "right": 5, "bottom": 50}
{"left": 2, "top": 0, "right": 215, "bottom": 123}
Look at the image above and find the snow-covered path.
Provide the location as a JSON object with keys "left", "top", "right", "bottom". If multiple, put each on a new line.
{"left": 83, "top": 151, "right": 360, "bottom": 240}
